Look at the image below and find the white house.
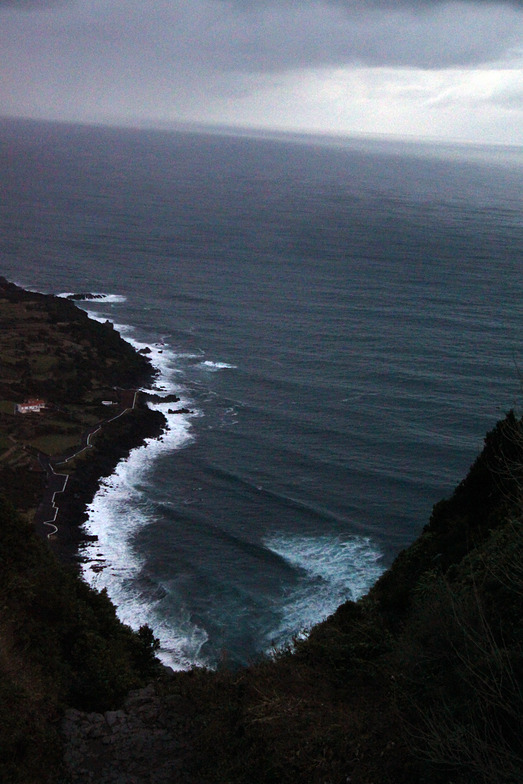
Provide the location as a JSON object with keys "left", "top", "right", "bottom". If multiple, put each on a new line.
{"left": 16, "top": 398, "right": 46, "bottom": 414}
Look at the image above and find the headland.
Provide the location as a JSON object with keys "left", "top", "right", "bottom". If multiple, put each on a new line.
{"left": 0, "top": 276, "right": 167, "bottom": 563}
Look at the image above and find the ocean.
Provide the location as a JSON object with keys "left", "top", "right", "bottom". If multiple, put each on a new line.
{"left": 1, "top": 118, "right": 521, "bottom": 668}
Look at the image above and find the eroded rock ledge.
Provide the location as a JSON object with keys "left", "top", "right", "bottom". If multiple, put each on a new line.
{"left": 63, "top": 683, "right": 195, "bottom": 784}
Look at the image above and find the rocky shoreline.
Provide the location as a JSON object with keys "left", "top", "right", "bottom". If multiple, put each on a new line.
{"left": 51, "top": 401, "right": 166, "bottom": 566}
{"left": 2, "top": 279, "right": 522, "bottom": 784}
{"left": 0, "top": 276, "right": 168, "bottom": 567}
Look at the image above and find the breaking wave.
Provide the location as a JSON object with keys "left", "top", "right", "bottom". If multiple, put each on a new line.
{"left": 264, "top": 532, "right": 384, "bottom": 647}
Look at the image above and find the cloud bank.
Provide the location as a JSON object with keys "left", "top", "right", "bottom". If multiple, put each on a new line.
{"left": 1, "top": 0, "right": 522, "bottom": 143}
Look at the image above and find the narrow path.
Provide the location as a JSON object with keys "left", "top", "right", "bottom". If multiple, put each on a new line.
{"left": 36, "top": 453, "right": 68, "bottom": 537}
{"left": 33, "top": 390, "right": 138, "bottom": 539}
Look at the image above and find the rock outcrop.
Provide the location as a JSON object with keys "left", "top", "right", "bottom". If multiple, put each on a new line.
{"left": 62, "top": 682, "right": 196, "bottom": 784}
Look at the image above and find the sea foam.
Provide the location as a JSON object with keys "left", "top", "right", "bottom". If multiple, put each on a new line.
{"left": 78, "top": 300, "right": 384, "bottom": 669}
{"left": 264, "top": 532, "right": 384, "bottom": 646}
{"left": 198, "top": 360, "right": 237, "bottom": 371}
{"left": 78, "top": 302, "right": 208, "bottom": 669}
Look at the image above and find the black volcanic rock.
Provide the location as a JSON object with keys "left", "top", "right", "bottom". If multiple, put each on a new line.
{"left": 143, "top": 393, "right": 181, "bottom": 404}
{"left": 64, "top": 292, "right": 106, "bottom": 301}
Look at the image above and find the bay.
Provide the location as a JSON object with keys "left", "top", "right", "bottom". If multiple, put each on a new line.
{"left": 1, "top": 118, "right": 521, "bottom": 666}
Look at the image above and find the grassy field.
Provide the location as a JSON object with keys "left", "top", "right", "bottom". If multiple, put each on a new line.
{"left": 29, "top": 354, "right": 59, "bottom": 375}
{"left": 0, "top": 278, "right": 153, "bottom": 515}
{"left": 28, "top": 433, "right": 83, "bottom": 455}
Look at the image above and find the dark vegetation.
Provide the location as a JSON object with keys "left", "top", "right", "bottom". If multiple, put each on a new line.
{"left": 0, "top": 279, "right": 164, "bottom": 782}
{"left": 165, "top": 412, "right": 521, "bottom": 784}
{"left": 53, "top": 404, "right": 165, "bottom": 563}
{"left": 0, "top": 277, "right": 150, "bottom": 403}
{"left": 0, "top": 279, "right": 521, "bottom": 783}
{"left": 0, "top": 276, "right": 163, "bottom": 527}
{"left": 0, "top": 496, "right": 161, "bottom": 783}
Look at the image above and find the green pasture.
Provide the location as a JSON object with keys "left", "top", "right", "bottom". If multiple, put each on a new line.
{"left": 30, "top": 355, "right": 59, "bottom": 375}
{"left": 0, "top": 400, "right": 15, "bottom": 414}
{"left": 66, "top": 405, "right": 103, "bottom": 426}
{"left": 28, "top": 433, "right": 81, "bottom": 456}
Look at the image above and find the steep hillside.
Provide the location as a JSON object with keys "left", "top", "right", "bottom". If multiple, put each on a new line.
{"left": 0, "top": 277, "right": 165, "bottom": 560}
{"left": 59, "top": 411, "right": 522, "bottom": 784}
{"left": 0, "top": 280, "right": 521, "bottom": 784}
{"left": 0, "top": 495, "right": 161, "bottom": 784}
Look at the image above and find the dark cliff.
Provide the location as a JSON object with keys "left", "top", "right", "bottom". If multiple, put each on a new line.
{"left": 0, "top": 280, "right": 521, "bottom": 784}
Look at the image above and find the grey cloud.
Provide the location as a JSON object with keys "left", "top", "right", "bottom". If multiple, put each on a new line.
{"left": 1, "top": 0, "right": 522, "bottom": 124}
{"left": 214, "top": 0, "right": 523, "bottom": 7}
{"left": 134, "top": 2, "right": 523, "bottom": 71}
{"left": 2, "top": 0, "right": 523, "bottom": 8}
{"left": 0, "top": 0, "right": 521, "bottom": 144}
{"left": 0, "top": 0, "right": 66, "bottom": 6}
{"left": 35, "top": 0, "right": 522, "bottom": 72}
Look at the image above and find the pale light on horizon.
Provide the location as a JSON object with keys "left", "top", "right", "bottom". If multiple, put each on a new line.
{"left": 1, "top": 0, "right": 522, "bottom": 147}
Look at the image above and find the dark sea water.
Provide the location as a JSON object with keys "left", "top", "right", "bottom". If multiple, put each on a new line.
{"left": 1, "top": 118, "right": 521, "bottom": 668}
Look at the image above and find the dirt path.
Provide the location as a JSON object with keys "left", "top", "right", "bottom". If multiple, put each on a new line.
{"left": 33, "top": 390, "right": 138, "bottom": 540}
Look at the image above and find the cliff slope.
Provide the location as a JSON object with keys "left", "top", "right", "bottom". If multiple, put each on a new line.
{"left": 0, "top": 280, "right": 521, "bottom": 783}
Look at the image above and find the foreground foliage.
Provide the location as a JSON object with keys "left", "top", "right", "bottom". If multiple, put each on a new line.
{"left": 179, "top": 411, "right": 523, "bottom": 783}
{"left": 0, "top": 276, "right": 155, "bottom": 516}
{"left": 1, "top": 411, "right": 521, "bottom": 783}
{"left": 0, "top": 496, "right": 160, "bottom": 784}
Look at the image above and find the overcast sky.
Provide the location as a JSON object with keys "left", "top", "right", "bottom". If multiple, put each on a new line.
{"left": 1, "top": 0, "right": 522, "bottom": 144}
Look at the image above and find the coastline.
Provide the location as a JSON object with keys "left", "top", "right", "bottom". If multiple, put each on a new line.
{"left": 0, "top": 277, "right": 168, "bottom": 568}
{"left": 48, "top": 399, "right": 167, "bottom": 566}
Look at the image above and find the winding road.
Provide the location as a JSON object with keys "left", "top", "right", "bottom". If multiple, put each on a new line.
{"left": 33, "top": 391, "right": 138, "bottom": 539}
